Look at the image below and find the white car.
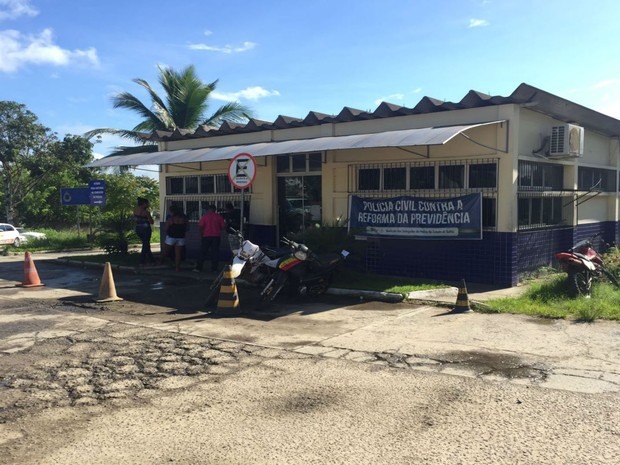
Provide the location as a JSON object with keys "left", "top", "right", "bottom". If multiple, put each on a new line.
{"left": 0, "top": 223, "right": 24, "bottom": 247}
{"left": 15, "top": 227, "right": 47, "bottom": 243}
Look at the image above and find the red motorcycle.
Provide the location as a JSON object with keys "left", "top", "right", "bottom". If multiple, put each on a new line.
{"left": 554, "top": 234, "right": 619, "bottom": 297}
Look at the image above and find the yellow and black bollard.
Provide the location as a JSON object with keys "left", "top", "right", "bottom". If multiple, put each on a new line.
{"left": 216, "top": 265, "right": 240, "bottom": 312}
{"left": 451, "top": 278, "right": 472, "bottom": 313}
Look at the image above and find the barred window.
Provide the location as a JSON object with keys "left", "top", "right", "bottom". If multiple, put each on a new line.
{"left": 383, "top": 167, "right": 406, "bottom": 190}
{"left": 358, "top": 168, "right": 380, "bottom": 191}
{"left": 200, "top": 176, "right": 215, "bottom": 194}
{"left": 439, "top": 165, "right": 464, "bottom": 188}
{"left": 578, "top": 167, "right": 617, "bottom": 192}
{"left": 166, "top": 174, "right": 237, "bottom": 195}
{"left": 410, "top": 166, "right": 435, "bottom": 189}
{"left": 185, "top": 176, "right": 199, "bottom": 194}
{"left": 519, "top": 161, "right": 563, "bottom": 190}
{"left": 518, "top": 194, "right": 566, "bottom": 229}
{"left": 168, "top": 177, "right": 184, "bottom": 195}
{"left": 469, "top": 163, "right": 497, "bottom": 188}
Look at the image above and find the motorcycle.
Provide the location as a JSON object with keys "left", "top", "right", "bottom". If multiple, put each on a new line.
{"left": 204, "top": 229, "right": 285, "bottom": 307}
{"left": 554, "top": 234, "right": 619, "bottom": 297}
{"left": 257, "top": 236, "right": 349, "bottom": 308}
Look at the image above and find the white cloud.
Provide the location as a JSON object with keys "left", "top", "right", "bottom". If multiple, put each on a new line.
{"left": 0, "top": 0, "right": 38, "bottom": 21}
{"left": 203, "top": 29, "right": 213, "bottom": 36}
{"left": 0, "top": 28, "right": 99, "bottom": 73}
{"left": 212, "top": 86, "right": 280, "bottom": 102}
{"left": 374, "top": 93, "right": 405, "bottom": 106}
{"left": 468, "top": 18, "right": 489, "bottom": 28}
{"left": 188, "top": 40, "right": 256, "bottom": 54}
{"left": 592, "top": 79, "right": 620, "bottom": 89}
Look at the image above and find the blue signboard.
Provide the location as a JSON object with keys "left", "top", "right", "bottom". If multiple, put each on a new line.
{"left": 61, "top": 180, "right": 107, "bottom": 206}
{"left": 349, "top": 194, "right": 482, "bottom": 240}
{"left": 89, "top": 179, "right": 106, "bottom": 205}
{"left": 61, "top": 188, "right": 91, "bottom": 206}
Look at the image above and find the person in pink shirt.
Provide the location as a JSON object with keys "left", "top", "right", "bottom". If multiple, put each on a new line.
{"left": 194, "top": 204, "right": 225, "bottom": 272}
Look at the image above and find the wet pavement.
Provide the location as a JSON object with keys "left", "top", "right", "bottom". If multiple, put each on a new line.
{"left": 0, "top": 252, "right": 619, "bottom": 464}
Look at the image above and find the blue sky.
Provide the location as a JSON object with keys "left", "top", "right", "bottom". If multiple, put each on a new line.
{"left": 2, "top": 0, "right": 620, "bottom": 165}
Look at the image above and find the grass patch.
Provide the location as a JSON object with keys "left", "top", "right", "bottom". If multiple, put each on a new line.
{"left": 7, "top": 228, "right": 161, "bottom": 253}
{"left": 482, "top": 275, "right": 620, "bottom": 321}
{"left": 333, "top": 268, "right": 447, "bottom": 294}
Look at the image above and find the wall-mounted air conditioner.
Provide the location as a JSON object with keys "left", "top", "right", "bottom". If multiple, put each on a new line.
{"left": 549, "top": 124, "right": 584, "bottom": 158}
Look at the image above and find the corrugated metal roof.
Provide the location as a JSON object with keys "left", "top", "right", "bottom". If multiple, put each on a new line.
{"left": 138, "top": 83, "right": 620, "bottom": 143}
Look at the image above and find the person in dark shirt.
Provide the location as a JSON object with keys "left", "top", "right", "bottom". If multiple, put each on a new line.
{"left": 162, "top": 205, "right": 188, "bottom": 272}
{"left": 133, "top": 197, "right": 156, "bottom": 266}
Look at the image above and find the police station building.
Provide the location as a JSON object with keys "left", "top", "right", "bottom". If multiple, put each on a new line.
{"left": 89, "top": 83, "right": 620, "bottom": 287}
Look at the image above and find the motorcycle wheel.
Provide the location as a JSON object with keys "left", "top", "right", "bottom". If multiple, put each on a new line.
{"left": 204, "top": 271, "right": 224, "bottom": 308}
{"left": 568, "top": 270, "right": 592, "bottom": 298}
{"left": 602, "top": 269, "right": 620, "bottom": 288}
{"left": 256, "top": 273, "right": 288, "bottom": 310}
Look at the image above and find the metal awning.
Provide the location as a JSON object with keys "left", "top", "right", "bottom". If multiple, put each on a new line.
{"left": 86, "top": 120, "right": 505, "bottom": 168}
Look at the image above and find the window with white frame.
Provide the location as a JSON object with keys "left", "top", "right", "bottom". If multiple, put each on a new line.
{"left": 276, "top": 152, "right": 322, "bottom": 174}
{"left": 166, "top": 174, "right": 238, "bottom": 195}
{"left": 351, "top": 159, "right": 498, "bottom": 229}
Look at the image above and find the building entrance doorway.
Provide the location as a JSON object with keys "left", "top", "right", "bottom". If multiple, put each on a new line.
{"left": 277, "top": 175, "right": 322, "bottom": 236}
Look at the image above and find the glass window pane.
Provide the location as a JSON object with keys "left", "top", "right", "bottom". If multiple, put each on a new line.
{"left": 358, "top": 168, "right": 380, "bottom": 191}
{"left": 292, "top": 154, "right": 306, "bottom": 172}
{"left": 545, "top": 164, "right": 563, "bottom": 189}
{"left": 482, "top": 198, "right": 496, "bottom": 228}
{"left": 531, "top": 198, "right": 542, "bottom": 224}
{"left": 383, "top": 167, "right": 406, "bottom": 190}
{"left": 185, "top": 176, "right": 198, "bottom": 194}
{"left": 215, "top": 175, "right": 230, "bottom": 193}
{"left": 439, "top": 165, "right": 464, "bottom": 188}
{"left": 200, "top": 176, "right": 214, "bottom": 194}
{"left": 276, "top": 156, "right": 290, "bottom": 173}
{"left": 410, "top": 166, "right": 434, "bottom": 189}
{"left": 185, "top": 201, "right": 199, "bottom": 221}
{"left": 519, "top": 161, "right": 533, "bottom": 188}
{"left": 168, "top": 177, "right": 183, "bottom": 195}
{"left": 518, "top": 198, "right": 530, "bottom": 226}
{"left": 308, "top": 152, "right": 322, "bottom": 172}
{"left": 469, "top": 163, "right": 497, "bottom": 188}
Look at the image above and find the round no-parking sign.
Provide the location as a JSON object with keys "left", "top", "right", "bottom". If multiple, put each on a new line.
{"left": 228, "top": 152, "right": 257, "bottom": 189}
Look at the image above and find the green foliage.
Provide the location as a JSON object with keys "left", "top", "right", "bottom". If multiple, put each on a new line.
{"left": 333, "top": 268, "right": 446, "bottom": 293}
{"left": 483, "top": 275, "right": 620, "bottom": 321}
{"left": 94, "top": 172, "right": 159, "bottom": 255}
{"left": 84, "top": 65, "right": 253, "bottom": 144}
{"left": 0, "top": 101, "right": 61, "bottom": 223}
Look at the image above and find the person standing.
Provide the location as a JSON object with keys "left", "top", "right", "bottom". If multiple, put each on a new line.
{"left": 194, "top": 205, "right": 225, "bottom": 272}
{"left": 133, "top": 197, "right": 155, "bottom": 266}
{"left": 161, "top": 205, "right": 188, "bottom": 272}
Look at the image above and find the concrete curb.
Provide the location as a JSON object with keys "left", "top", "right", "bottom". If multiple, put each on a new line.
{"left": 56, "top": 259, "right": 136, "bottom": 274}
{"left": 55, "top": 257, "right": 458, "bottom": 303}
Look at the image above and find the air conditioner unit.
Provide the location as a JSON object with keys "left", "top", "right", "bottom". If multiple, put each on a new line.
{"left": 549, "top": 124, "right": 584, "bottom": 157}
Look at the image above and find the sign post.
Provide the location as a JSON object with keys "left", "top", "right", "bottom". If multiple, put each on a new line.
{"left": 228, "top": 153, "right": 257, "bottom": 237}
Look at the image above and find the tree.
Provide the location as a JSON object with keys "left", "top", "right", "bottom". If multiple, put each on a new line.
{"left": 0, "top": 101, "right": 58, "bottom": 223}
{"left": 97, "top": 173, "right": 159, "bottom": 254}
{"left": 84, "top": 65, "right": 253, "bottom": 145}
{"left": 19, "top": 135, "right": 96, "bottom": 227}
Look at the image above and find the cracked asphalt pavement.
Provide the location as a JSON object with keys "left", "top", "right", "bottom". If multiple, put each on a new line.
{"left": 0, "top": 254, "right": 619, "bottom": 464}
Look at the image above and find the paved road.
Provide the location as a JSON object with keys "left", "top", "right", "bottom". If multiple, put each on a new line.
{"left": 0, "top": 254, "right": 619, "bottom": 464}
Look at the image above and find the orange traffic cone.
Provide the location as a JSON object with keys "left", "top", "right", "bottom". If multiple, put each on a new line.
{"left": 216, "top": 265, "right": 240, "bottom": 312}
{"left": 95, "top": 262, "right": 123, "bottom": 302}
{"left": 450, "top": 278, "right": 472, "bottom": 313}
{"left": 17, "top": 251, "right": 44, "bottom": 288}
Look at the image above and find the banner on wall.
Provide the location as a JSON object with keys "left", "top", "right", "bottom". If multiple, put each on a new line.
{"left": 349, "top": 193, "right": 482, "bottom": 240}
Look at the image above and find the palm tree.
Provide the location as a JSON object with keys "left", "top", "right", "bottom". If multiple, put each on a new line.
{"left": 85, "top": 65, "right": 252, "bottom": 145}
